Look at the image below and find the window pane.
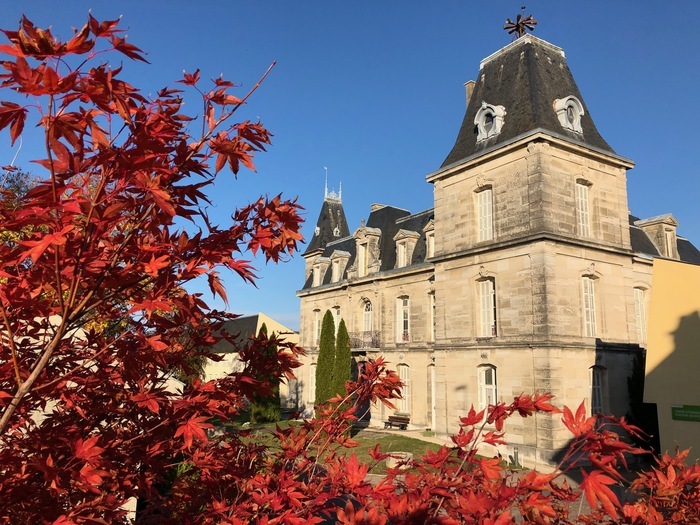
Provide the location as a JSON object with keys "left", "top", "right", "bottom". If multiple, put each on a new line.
{"left": 478, "top": 189, "right": 493, "bottom": 241}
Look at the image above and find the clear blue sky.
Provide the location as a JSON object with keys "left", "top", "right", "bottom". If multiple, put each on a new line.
{"left": 2, "top": 2, "right": 699, "bottom": 331}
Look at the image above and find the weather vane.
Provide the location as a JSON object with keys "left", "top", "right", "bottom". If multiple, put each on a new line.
{"left": 504, "top": 6, "right": 537, "bottom": 39}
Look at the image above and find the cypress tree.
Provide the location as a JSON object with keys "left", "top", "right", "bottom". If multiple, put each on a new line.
{"left": 314, "top": 310, "right": 336, "bottom": 408}
{"left": 249, "top": 323, "right": 281, "bottom": 423}
{"left": 333, "top": 319, "right": 352, "bottom": 399}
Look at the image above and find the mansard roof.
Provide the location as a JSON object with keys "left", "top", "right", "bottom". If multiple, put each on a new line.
{"left": 629, "top": 214, "right": 700, "bottom": 264}
{"left": 301, "top": 206, "right": 434, "bottom": 290}
{"left": 303, "top": 197, "right": 350, "bottom": 257}
{"left": 441, "top": 35, "right": 615, "bottom": 169}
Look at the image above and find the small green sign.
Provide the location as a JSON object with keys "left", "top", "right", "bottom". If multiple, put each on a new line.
{"left": 671, "top": 405, "right": 700, "bottom": 422}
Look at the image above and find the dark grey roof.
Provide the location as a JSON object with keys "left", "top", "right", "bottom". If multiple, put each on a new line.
{"left": 678, "top": 238, "right": 700, "bottom": 264}
{"left": 629, "top": 215, "right": 700, "bottom": 264}
{"left": 629, "top": 215, "right": 661, "bottom": 257}
{"left": 301, "top": 206, "right": 434, "bottom": 290}
{"left": 303, "top": 198, "right": 350, "bottom": 256}
{"left": 441, "top": 36, "right": 614, "bottom": 169}
{"left": 211, "top": 315, "right": 261, "bottom": 353}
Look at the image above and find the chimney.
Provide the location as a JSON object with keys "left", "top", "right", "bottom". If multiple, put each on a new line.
{"left": 465, "top": 80, "right": 476, "bottom": 109}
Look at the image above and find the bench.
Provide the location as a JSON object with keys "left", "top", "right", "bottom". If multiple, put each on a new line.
{"left": 384, "top": 414, "right": 410, "bottom": 430}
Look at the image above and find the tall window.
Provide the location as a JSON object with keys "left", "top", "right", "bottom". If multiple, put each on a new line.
{"left": 479, "top": 278, "right": 497, "bottom": 337}
{"left": 312, "top": 267, "right": 321, "bottom": 287}
{"left": 333, "top": 307, "right": 341, "bottom": 335}
{"left": 363, "top": 301, "right": 373, "bottom": 332}
{"left": 309, "top": 363, "right": 317, "bottom": 403}
{"left": 634, "top": 287, "right": 647, "bottom": 344}
{"left": 478, "top": 365, "right": 497, "bottom": 412}
{"left": 664, "top": 230, "right": 675, "bottom": 258}
{"left": 314, "top": 309, "right": 321, "bottom": 346}
{"left": 397, "top": 297, "right": 410, "bottom": 342}
{"left": 428, "top": 292, "right": 435, "bottom": 342}
{"left": 582, "top": 276, "right": 597, "bottom": 337}
{"left": 576, "top": 182, "right": 591, "bottom": 237}
{"left": 591, "top": 366, "right": 606, "bottom": 414}
{"left": 477, "top": 188, "right": 494, "bottom": 242}
{"left": 358, "top": 242, "right": 368, "bottom": 277}
{"left": 397, "top": 242, "right": 407, "bottom": 268}
{"left": 398, "top": 364, "right": 411, "bottom": 414}
{"left": 331, "top": 259, "right": 340, "bottom": 282}
{"left": 426, "top": 232, "right": 435, "bottom": 258}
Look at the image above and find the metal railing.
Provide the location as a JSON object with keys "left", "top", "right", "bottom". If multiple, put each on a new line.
{"left": 349, "top": 331, "right": 381, "bottom": 349}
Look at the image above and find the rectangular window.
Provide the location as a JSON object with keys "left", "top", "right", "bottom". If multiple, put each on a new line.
{"left": 314, "top": 310, "right": 321, "bottom": 346}
{"left": 397, "top": 297, "right": 410, "bottom": 342}
{"left": 429, "top": 293, "right": 435, "bottom": 342}
{"left": 312, "top": 267, "right": 321, "bottom": 287}
{"left": 576, "top": 182, "right": 591, "bottom": 237}
{"left": 478, "top": 366, "right": 497, "bottom": 412}
{"left": 591, "top": 367, "right": 605, "bottom": 414}
{"left": 665, "top": 230, "right": 675, "bottom": 258}
{"left": 309, "top": 364, "right": 317, "bottom": 403}
{"left": 331, "top": 259, "right": 340, "bottom": 282}
{"left": 582, "top": 277, "right": 597, "bottom": 337}
{"left": 398, "top": 364, "right": 410, "bottom": 414}
{"left": 358, "top": 242, "right": 367, "bottom": 277}
{"left": 479, "top": 279, "right": 497, "bottom": 337}
{"left": 397, "top": 242, "right": 407, "bottom": 268}
{"left": 426, "top": 232, "right": 435, "bottom": 258}
{"left": 334, "top": 307, "right": 341, "bottom": 335}
{"left": 634, "top": 288, "right": 647, "bottom": 344}
{"left": 363, "top": 301, "right": 373, "bottom": 332}
{"left": 477, "top": 188, "right": 494, "bottom": 242}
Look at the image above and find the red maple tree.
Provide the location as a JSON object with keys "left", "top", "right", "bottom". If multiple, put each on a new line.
{"left": 0, "top": 15, "right": 698, "bottom": 525}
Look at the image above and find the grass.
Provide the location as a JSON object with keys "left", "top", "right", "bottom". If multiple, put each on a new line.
{"left": 343, "top": 431, "right": 444, "bottom": 474}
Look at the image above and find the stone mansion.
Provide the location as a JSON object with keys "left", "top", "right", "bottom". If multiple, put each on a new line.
{"left": 296, "top": 34, "right": 700, "bottom": 466}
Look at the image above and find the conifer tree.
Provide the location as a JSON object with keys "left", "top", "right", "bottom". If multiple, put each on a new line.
{"left": 314, "top": 310, "right": 336, "bottom": 408}
{"left": 250, "top": 323, "right": 281, "bottom": 423}
{"left": 333, "top": 319, "right": 352, "bottom": 398}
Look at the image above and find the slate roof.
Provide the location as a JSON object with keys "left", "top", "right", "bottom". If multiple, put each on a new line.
{"left": 629, "top": 214, "right": 700, "bottom": 264}
{"left": 441, "top": 35, "right": 614, "bottom": 169}
{"left": 301, "top": 206, "right": 434, "bottom": 290}
{"left": 303, "top": 197, "right": 350, "bottom": 256}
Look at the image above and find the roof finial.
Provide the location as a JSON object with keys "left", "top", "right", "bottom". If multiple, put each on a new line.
{"left": 323, "top": 166, "right": 342, "bottom": 203}
{"left": 504, "top": 7, "right": 537, "bottom": 40}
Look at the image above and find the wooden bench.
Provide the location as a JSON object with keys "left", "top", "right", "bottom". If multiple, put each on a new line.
{"left": 384, "top": 414, "right": 410, "bottom": 430}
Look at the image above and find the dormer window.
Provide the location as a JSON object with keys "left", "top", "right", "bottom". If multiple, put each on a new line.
{"left": 554, "top": 96, "right": 584, "bottom": 133}
{"left": 333, "top": 226, "right": 340, "bottom": 237}
{"left": 474, "top": 102, "right": 506, "bottom": 142}
{"left": 393, "top": 229, "right": 421, "bottom": 269}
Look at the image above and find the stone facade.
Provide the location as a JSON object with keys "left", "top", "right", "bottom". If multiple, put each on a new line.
{"left": 296, "top": 35, "right": 700, "bottom": 467}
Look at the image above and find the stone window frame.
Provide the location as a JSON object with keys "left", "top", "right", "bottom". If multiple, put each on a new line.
{"left": 329, "top": 250, "right": 351, "bottom": 283}
{"left": 475, "top": 185, "right": 494, "bottom": 242}
{"left": 353, "top": 226, "right": 381, "bottom": 278}
{"left": 396, "top": 295, "right": 411, "bottom": 343}
{"left": 575, "top": 178, "right": 592, "bottom": 238}
{"left": 424, "top": 219, "right": 435, "bottom": 259}
{"left": 332, "top": 305, "right": 341, "bottom": 336}
{"left": 393, "top": 229, "right": 421, "bottom": 269}
{"left": 477, "top": 364, "right": 498, "bottom": 413}
{"left": 362, "top": 299, "right": 373, "bottom": 332}
{"left": 474, "top": 101, "right": 506, "bottom": 142}
{"left": 308, "top": 362, "right": 317, "bottom": 403}
{"left": 590, "top": 365, "right": 607, "bottom": 415}
{"left": 633, "top": 286, "right": 648, "bottom": 344}
{"left": 477, "top": 276, "right": 498, "bottom": 337}
{"left": 311, "top": 257, "right": 330, "bottom": 287}
{"left": 554, "top": 95, "right": 585, "bottom": 133}
{"left": 428, "top": 290, "right": 436, "bottom": 343}
{"left": 313, "top": 308, "right": 322, "bottom": 346}
{"left": 397, "top": 362, "right": 411, "bottom": 415}
{"left": 581, "top": 274, "right": 598, "bottom": 337}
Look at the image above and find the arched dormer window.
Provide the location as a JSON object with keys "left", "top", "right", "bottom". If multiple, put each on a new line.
{"left": 554, "top": 96, "right": 584, "bottom": 133}
{"left": 474, "top": 102, "right": 506, "bottom": 142}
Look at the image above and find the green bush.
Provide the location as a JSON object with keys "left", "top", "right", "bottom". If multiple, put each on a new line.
{"left": 333, "top": 319, "right": 351, "bottom": 398}
{"left": 315, "top": 310, "right": 336, "bottom": 409}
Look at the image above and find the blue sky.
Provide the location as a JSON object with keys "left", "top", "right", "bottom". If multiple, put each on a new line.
{"left": 2, "top": 3, "right": 699, "bottom": 330}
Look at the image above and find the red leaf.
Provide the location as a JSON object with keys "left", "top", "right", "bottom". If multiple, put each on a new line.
{"left": 74, "top": 436, "right": 104, "bottom": 461}
{"left": 174, "top": 415, "right": 213, "bottom": 449}
{"left": 580, "top": 469, "right": 621, "bottom": 518}
{"left": 561, "top": 401, "right": 595, "bottom": 437}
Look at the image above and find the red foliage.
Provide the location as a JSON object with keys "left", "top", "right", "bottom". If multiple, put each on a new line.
{"left": 1, "top": 15, "right": 699, "bottom": 525}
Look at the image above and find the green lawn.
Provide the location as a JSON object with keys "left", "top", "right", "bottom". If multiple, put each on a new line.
{"left": 343, "top": 430, "right": 444, "bottom": 474}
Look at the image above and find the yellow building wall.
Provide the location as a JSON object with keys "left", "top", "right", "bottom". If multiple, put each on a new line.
{"left": 644, "top": 259, "right": 700, "bottom": 461}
